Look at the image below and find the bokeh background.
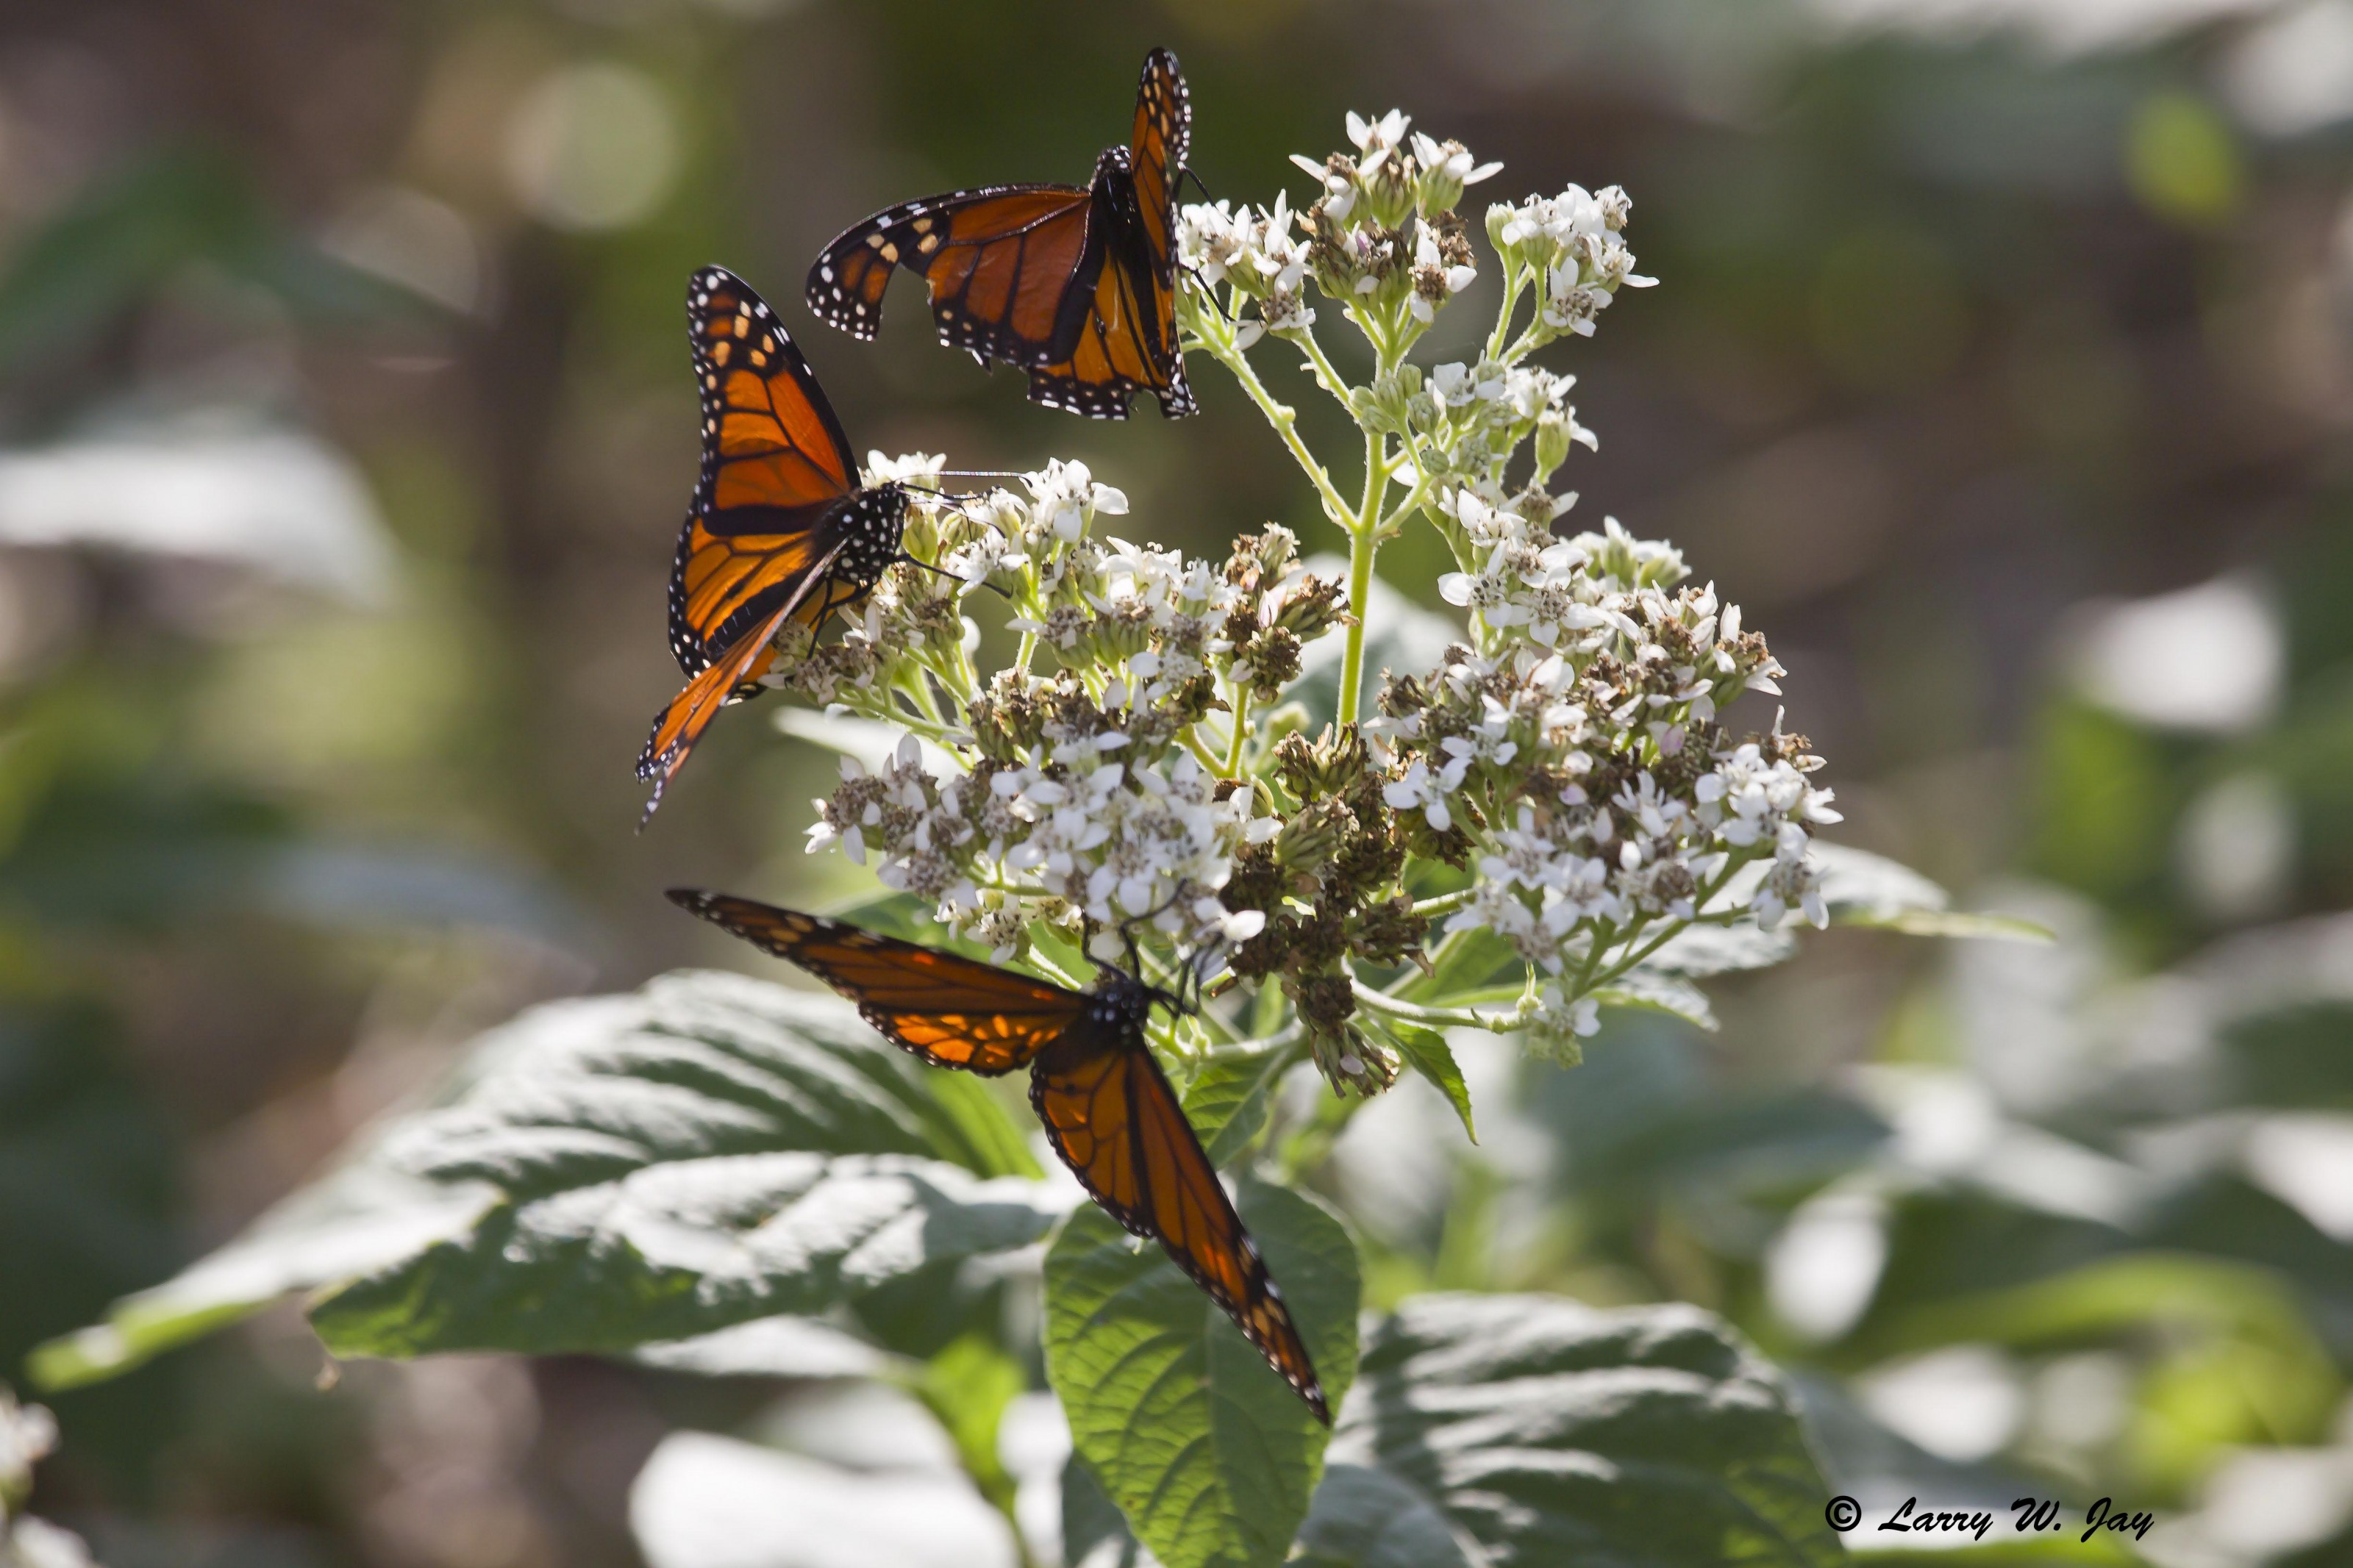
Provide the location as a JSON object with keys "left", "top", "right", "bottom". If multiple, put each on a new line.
{"left": 7, "top": 0, "right": 2353, "bottom": 1563}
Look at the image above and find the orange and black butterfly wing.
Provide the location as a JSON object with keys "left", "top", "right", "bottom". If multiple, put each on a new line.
{"left": 1026, "top": 49, "right": 1196, "bottom": 420}
{"left": 1022, "top": 248, "right": 1192, "bottom": 420}
{"left": 807, "top": 185, "right": 1101, "bottom": 370}
{"left": 1124, "top": 46, "right": 1191, "bottom": 407}
{"left": 1031, "top": 1016, "right": 1328, "bottom": 1420}
{"left": 669, "top": 266, "right": 863, "bottom": 677}
{"left": 667, "top": 892, "right": 1088, "bottom": 1074}
{"left": 637, "top": 552, "right": 844, "bottom": 821}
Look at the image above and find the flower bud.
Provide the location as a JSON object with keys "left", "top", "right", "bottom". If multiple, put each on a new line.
{"left": 1485, "top": 200, "right": 1514, "bottom": 249}
{"left": 1533, "top": 408, "right": 1577, "bottom": 482}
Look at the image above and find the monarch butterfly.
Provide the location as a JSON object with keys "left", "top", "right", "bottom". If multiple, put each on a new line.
{"left": 637, "top": 267, "right": 912, "bottom": 822}
{"left": 805, "top": 48, "right": 1196, "bottom": 421}
{"left": 666, "top": 889, "right": 1329, "bottom": 1422}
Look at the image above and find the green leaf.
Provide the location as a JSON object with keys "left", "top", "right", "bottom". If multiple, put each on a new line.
{"left": 29, "top": 1162, "right": 496, "bottom": 1390}
{"left": 1182, "top": 1046, "right": 1294, "bottom": 1167}
{"left": 1597, "top": 968, "right": 1720, "bottom": 1031}
{"left": 629, "top": 1315, "right": 898, "bottom": 1379}
{"left": 1299, "top": 1294, "right": 1846, "bottom": 1568}
{"left": 1384, "top": 1024, "right": 1477, "bottom": 1142}
{"left": 631, "top": 1430, "right": 1018, "bottom": 1568}
{"left": 1812, "top": 844, "right": 2052, "bottom": 943}
{"left": 33, "top": 970, "right": 1051, "bottom": 1385}
{"left": 310, "top": 1151, "right": 1053, "bottom": 1358}
{"left": 913, "top": 1333, "right": 1026, "bottom": 1520}
{"left": 1640, "top": 921, "right": 1798, "bottom": 977}
{"left": 1045, "top": 1178, "right": 1361, "bottom": 1568}
{"left": 1061, "top": 1455, "right": 1159, "bottom": 1568}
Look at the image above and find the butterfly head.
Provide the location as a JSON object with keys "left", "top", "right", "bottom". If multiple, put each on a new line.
{"left": 1093, "top": 146, "right": 1135, "bottom": 204}
{"left": 1088, "top": 964, "right": 1176, "bottom": 1034}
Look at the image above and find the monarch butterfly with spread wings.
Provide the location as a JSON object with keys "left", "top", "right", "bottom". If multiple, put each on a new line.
{"left": 806, "top": 48, "right": 1196, "bottom": 420}
{"left": 636, "top": 267, "right": 912, "bottom": 822}
{"left": 667, "top": 889, "right": 1329, "bottom": 1422}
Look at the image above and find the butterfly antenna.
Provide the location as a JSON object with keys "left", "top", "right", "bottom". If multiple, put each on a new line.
{"left": 1111, "top": 893, "right": 1202, "bottom": 1014}
{"left": 1182, "top": 264, "right": 1237, "bottom": 324}
{"left": 1182, "top": 165, "right": 1218, "bottom": 205}
{"left": 895, "top": 550, "right": 1009, "bottom": 601}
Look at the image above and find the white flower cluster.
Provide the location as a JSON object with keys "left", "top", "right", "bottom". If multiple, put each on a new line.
{"left": 1487, "top": 181, "right": 1655, "bottom": 340}
{"left": 807, "top": 731, "right": 1271, "bottom": 964}
{"left": 1365, "top": 512, "right": 1839, "bottom": 1054}
{"left": 1177, "top": 195, "right": 1315, "bottom": 345}
{"left": 1390, "top": 360, "right": 1596, "bottom": 496}
{"left": 1436, "top": 498, "right": 1696, "bottom": 656}
{"left": 2, "top": 1384, "right": 93, "bottom": 1568}
{"left": 791, "top": 460, "right": 1335, "bottom": 969}
{"left": 755, "top": 115, "right": 1865, "bottom": 1084}
{"left": 1176, "top": 111, "right": 1502, "bottom": 351}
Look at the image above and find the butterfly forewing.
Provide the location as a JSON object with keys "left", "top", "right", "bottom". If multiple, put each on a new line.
{"left": 667, "top": 892, "right": 1085, "bottom": 1073}
{"left": 668, "top": 267, "right": 863, "bottom": 676}
{"left": 1128, "top": 47, "right": 1190, "bottom": 296}
{"left": 1030, "top": 995, "right": 1329, "bottom": 1422}
{"left": 641, "top": 270, "right": 908, "bottom": 821}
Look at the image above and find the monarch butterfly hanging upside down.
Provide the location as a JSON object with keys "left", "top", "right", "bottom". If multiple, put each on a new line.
{"left": 805, "top": 48, "right": 1196, "bottom": 420}
{"left": 665, "top": 889, "right": 1329, "bottom": 1422}
{"left": 636, "top": 266, "right": 914, "bottom": 823}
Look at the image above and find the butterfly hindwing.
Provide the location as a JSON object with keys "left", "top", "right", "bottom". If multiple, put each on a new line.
{"left": 666, "top": 892, "right": 1085, "bottom": 1073}
{"left": 802, "top": 49, "right": 1194, "bottom": 420}
{"left": 807, "top": 185, "right": 1099, "bottom": 369}
{"left": 1031, "top": 1007, "right": 1328, "bottom": 1422}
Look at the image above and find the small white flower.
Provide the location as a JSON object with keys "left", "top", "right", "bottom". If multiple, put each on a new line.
{"left": 1383, "top": 759, "right": 1454, "bottom": 832}
{"left": 1346, "top": 107, "right": 1412, "bottom": 171}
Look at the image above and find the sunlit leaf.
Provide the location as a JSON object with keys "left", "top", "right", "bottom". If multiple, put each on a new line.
{"left": 1599, "top": 968, "right": 1719, "bottom": 1031}
{"left": 1640, "top": 920, "right": 1797, "bottom": 976}
{"left": 630, "top": 1431, "right": 1016, "bottom": 1568}
{"left": 1383, "top": 1023, "right": 1477, "bottom": 1142}
{"left": 1045, "top": 1178, "right": 1360, "bottom": 1568}
{"left": 1299, "top": 1295, "right": 1844, "bottom": 1568}
{"left": 1183, "top": 1045, "right": 1294, "bottom": 1166}
{"left": 34, "top": 970, "right": 1051, "bottom": 1386}
{"left": 1812, "top": 843, "right": 2050, "bottom": 942}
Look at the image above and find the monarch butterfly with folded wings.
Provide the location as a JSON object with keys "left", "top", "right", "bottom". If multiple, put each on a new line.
{"left": 666, "top": 889, "right": 1329, "bottom": 1422}
{"left": 636, "top": 267, "right": 913, "bottom": 822}
{"left": 806, "top": 47, "right": 1196, "bottom": 420}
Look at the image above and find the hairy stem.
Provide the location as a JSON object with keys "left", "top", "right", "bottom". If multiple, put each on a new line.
{"left": 1214, "top": 336, "right": 1352, "bottom": 527}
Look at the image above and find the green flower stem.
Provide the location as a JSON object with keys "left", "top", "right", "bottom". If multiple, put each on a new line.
{"left": 1352, "top": 978, "right": 1520, "bottom": 1032}
{"left": 1339, "top": 520, "right": 1377, "bottom": 725}
{"left": 1485, "top": 258, "right": 1528, "bottom": 362}
{"left": 1179, "top": 726, "right": 1227, "bottom": 778}
{"left": 1199, "top": 1023, "right": 1302, "bottom": 1062}
{"left": 1205, "top": 332, "right": 1352, "bottom": 529}
{"left": 1226, "top": 687, "right": 1250, "bottom": 776}
{"left": 1293, "top": 327, "right": 1357, "bottom": 417}
{"left": 1410, "top": 889, "right": 1476, "bottom": 918}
